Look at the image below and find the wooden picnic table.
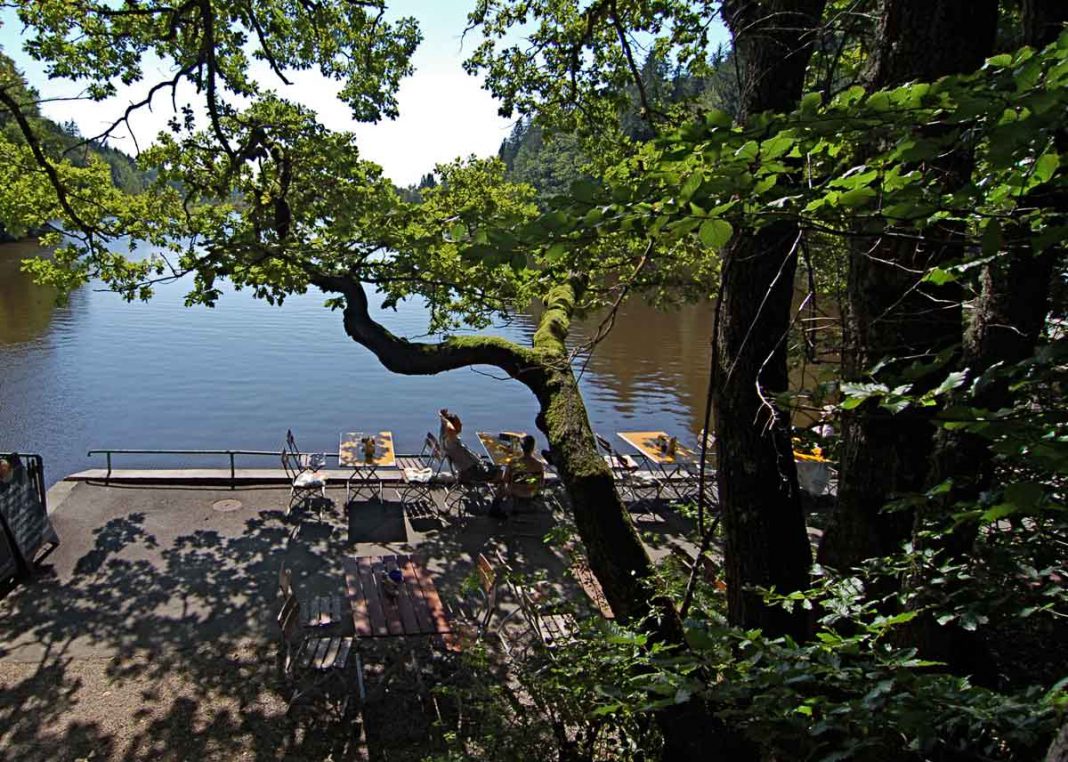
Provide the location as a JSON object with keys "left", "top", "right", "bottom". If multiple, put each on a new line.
{"left": 342, "top": 554, "right": 451, "bottom": 638}
{"left": 340, "top": 431, "right": 395, "bottom": 502}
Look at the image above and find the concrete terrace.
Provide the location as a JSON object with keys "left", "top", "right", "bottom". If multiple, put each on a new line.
{"left": 0, "top": 477, "right": 700, "bottom": 761}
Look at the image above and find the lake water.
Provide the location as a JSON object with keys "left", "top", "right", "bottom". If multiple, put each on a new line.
{"left": 0, "top": 240, "right": 714, "bottom": 486}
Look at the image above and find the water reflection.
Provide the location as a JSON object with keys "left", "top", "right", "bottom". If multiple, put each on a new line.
{"left": 0, "top": 240, "right": 60, "bottom": 345}
{"left": 571, "top": 301, "right": 713, "bottom": 437}
{"left": 0, "top": 240, "right": 718, "bottom": 485}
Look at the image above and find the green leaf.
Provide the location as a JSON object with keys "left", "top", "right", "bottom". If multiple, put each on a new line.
{"left": 447, "top": 222, "right": 468, "bottom": 242}
{"left": 735, "top": 141, "right": 759, "bottom": 162}
{"left": 980, "top": 220, "right": 1002, "bottom": 255}
{"left": 932, "top": 370, "right": 968, "bottom": 397}
{"left": 698, "top": 218, "right": 733, "bottom": 251}
{"left": 570, "top": 179, "right": 599, "bottom": 204}
{"left": 980, "top": 504, "right": 1018, "bottom": 523}
{"left": 1003, "top": 481, "right": 1044, "bottom": 510}
{"left": 680, "top": 173, "right": 703, "bottom": 202}
{"left": 800, "top": 91, "right": 822, "bottom": 114}
{"left": 1033, "top": 152, "right": 1059, "bottom": 185}
{"left": 704, "top": 109, "right": 732, "bottom": 128}
{"left": 760, "top": 135, "right": 793, "bottom": 160}
{"left": 545, "top": 242, "right": 568, "bottom": 263}
{"left": 838, "top": 187, "right": 876, "bottom": 209}
{"left": 923, "top": 267, "right": 957, "bottom": 286}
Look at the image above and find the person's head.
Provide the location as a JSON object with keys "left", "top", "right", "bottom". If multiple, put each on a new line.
{"left": 0, "top": 459, "right": 10, "bottom": 482}
{"left": 444, "top": 411, "right": 462, "bottom": 432}
{"left": 521, "top": 435, "right": 536, "bottom": 455}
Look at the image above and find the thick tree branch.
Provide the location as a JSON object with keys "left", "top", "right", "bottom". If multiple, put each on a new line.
{"left": 0, "top": 85, "right": 105, "bottom": 238}
{"left": 310, "top": 274, "right": 540, "bottom": 379}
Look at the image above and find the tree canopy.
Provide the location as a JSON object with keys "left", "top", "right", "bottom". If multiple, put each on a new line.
{"left": 1, "top": 1, "right": 1066, "bottom": 759}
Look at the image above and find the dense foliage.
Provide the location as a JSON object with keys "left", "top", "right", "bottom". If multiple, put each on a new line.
{"left": 0, "top": 50, "right": 147, "bottom": 240}
{"left": 1, "top": 0, "right": 1065, "bottom": 759}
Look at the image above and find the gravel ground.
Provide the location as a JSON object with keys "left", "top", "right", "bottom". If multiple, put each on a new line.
{"left": 0, "top": 641, "right": 375, "bottom": 761}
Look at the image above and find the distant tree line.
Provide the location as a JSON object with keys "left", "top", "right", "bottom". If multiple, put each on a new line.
{"left": 0, "top": 50, "right": 147, "bottom": 240}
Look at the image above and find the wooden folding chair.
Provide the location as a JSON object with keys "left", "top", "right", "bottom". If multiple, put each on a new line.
{"left": 278, "top": 564, "right": 345, "bottom": 629}
{"left": 490, "top": 551, "right": 577, "bottom": 657}
{"left": 277, "top": 596, "right": 364, "bottom": 718}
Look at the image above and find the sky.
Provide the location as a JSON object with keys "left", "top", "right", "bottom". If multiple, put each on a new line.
{"left": 0, "top": 1, "right": 514, "bottom": 187}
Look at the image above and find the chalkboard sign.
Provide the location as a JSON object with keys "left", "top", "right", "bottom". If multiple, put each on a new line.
{"left": 0, "top": 453, "right": 59, "bottom": 572}
{"left": 0, "top": 520, "right": 17, "bottom": 582}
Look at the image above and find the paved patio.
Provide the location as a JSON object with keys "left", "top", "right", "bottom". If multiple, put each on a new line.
{"left": 0, "top": 480, "right": 698, "bottom": 761}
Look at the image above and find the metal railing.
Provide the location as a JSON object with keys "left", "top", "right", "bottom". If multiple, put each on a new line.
{"left": 86, "top": 448, "right": 325, "bottom": 487}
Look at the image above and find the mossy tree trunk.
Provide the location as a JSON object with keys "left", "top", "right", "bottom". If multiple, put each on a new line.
{"left": 312, "top": 275, "right": 731, "bottom": 758}
{"left": 929, "top": 0, "right": 1067, "bottom": 520}
{"left": 911, "top": 0, "right": 1065, "bottom": 680}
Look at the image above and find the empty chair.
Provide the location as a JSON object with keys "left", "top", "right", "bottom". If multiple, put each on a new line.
{"left": 277, "top": 595, "right": 363, "bottom": 717}
{"left": 487, "top": 551, "right": 577, "bottom": 658}
{"left": 281, "top": 429, "right": 327, "bottom": 516}
{"left": 278, "top": 563, "right": 345, "bottom": 629}
{"left": 398, "top": 432, "right": 451, "bottom": 509}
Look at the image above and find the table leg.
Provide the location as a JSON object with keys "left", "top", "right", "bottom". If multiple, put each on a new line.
{"left": 346, "top": 465, "right": 382, "bottom": 503}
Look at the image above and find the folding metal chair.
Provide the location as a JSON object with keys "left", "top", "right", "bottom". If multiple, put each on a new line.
{"left": 281, "top": 429, "right": 327, "bottom": 516}
{"left": 278, "top": 563, "right": 345, "bottom": 629}
{"left": 277, "top": 595, "right": 364, "bottom": 718}
{"left": 399, "top": 432, "right": 450, "bottom": 509}
{"left": 441, "top": 438, "right": 494, "bottom": 516}
{"left": 595, "top": 433, "right": 661, "bottom": 503}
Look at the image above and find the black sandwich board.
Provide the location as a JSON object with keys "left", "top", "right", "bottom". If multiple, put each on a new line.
{"left": 0, "top": 453, "right": 59, "bottom": 581}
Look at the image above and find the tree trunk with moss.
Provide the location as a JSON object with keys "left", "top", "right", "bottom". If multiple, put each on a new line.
{"left": 929, "top": 0, "right": 1066, "bottom": 520}
{"left": 312, "top": 275, "right": 735, "bottom": 758}
{"left": 908, "top": 0, "right": 1065, "bottom": 680}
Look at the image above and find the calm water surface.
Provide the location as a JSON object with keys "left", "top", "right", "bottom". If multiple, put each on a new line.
{"left": 0, "top": 241, "right": 714, "bottom": 486}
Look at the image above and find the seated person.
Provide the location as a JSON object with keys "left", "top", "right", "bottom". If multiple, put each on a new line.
{"left": 438, "top": 409, "right": 502, "bottom": 483}
{"left": 491, "top": 435, "right": 546, "bottom": 517}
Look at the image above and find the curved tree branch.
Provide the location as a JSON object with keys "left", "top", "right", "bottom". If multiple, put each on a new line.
{"left": 0, "top": 86, "right": 104, "bottom": 238}
{"left": 310, "top": 274, "right": 540, "bottom": 379}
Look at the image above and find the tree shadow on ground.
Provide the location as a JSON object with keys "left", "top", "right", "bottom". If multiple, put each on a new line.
{"left": 0, "top": 483, "right": 693, "bottom": 761}
{"left": 0, "top": 488, "right": 368, "bottom": 760}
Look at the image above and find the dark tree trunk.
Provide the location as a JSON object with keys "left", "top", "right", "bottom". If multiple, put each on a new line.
{"left": 911, "top": 0, "right": 1065, "bottom": 678}
{"left": 1023, "top": 0, "right": 1068, "bottom": 49}
{"left": 818, "top": 0, "right": 999, "bottom": 570}
{"left": 312, "top": 276, "right": 740, "bottom": 759}
{"left": 714, "top": 0, "right": 826, "bottom": 640}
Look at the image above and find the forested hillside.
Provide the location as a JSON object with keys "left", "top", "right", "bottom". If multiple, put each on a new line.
{"left": 495, "top": 46, "right": 739, "bottom": 199}
{"left": 0, "top": 49, "right": 146, "bottom": 240}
